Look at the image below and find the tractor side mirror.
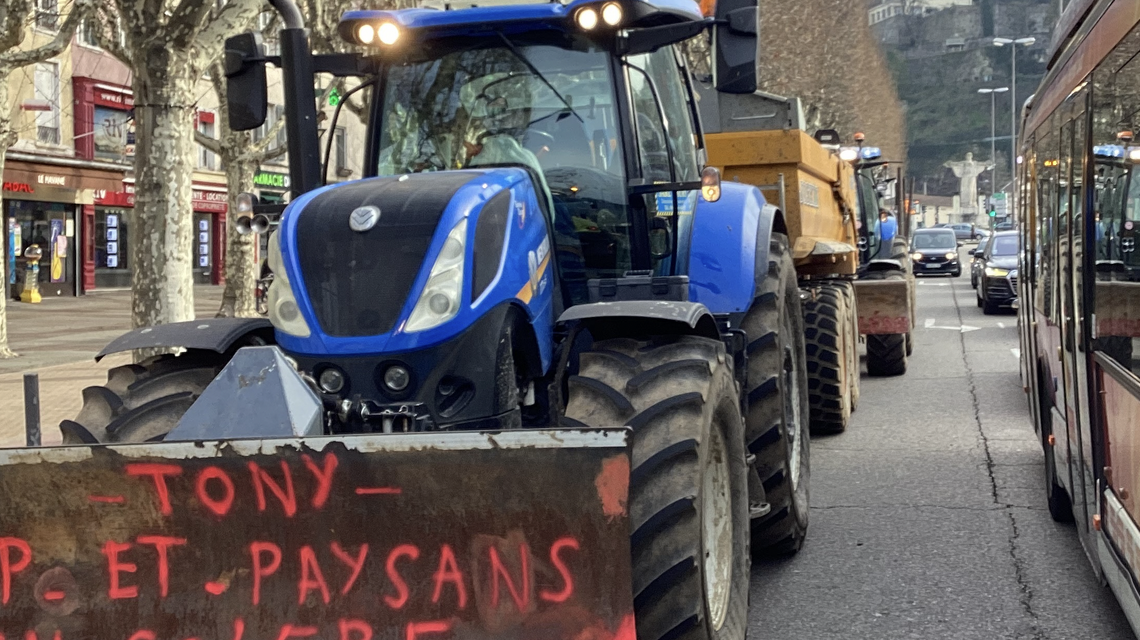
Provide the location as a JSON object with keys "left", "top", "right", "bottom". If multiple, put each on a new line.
{"left": 224, "top": 32, "right": 268, "bottom": 131}
{"left": 713, "top": 0, "right": 758, "bottom": 94}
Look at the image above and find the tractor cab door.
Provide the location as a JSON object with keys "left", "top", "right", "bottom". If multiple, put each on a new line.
{"left": 622, "top": 45, "right": 702, "bottom": 279}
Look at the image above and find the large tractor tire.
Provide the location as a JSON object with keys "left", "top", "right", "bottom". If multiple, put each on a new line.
{"left": 863, "top": 269, "right": 909, "bottom": 377}
{"left": 740, "top": 233, "right": 810, "bottom": 556}
{"left": 61, "top": 351, "right": 229, "bottom": 444}
{"left": 564, "top": 335, "right": 750, "bottom": 640}
{"left": 838, "top": 282, "right": 860, "bottom": 412}
{"left": 866, "top": 333, "right": 907, "bottom": 377}
{"left": 803, "top": 283, "right": 851, "bottom": 434}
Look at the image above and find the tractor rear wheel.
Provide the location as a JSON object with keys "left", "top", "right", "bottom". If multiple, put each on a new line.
{"left": 803, "top": 283, "right": 851, "bottom": 434}
{"left": 740, "top": 233, "right": 810, "bottom": 556}
{"left": 564, "top": 335, "right": 749, "bottom": 640}
{"left": 838, "top": 282, "right": 860, "bottom": 412}
{"left": 60, "top": 351, "right": 230, "bottom": 444}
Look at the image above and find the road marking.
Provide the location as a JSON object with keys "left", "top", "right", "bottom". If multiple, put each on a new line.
{"left": 916, "top": 281, "right": 950, "bottom": 286}
{"left": 998, "top": 322, "right": 1006, "bottom": 329}
{"left": 1012, "top": 348, "right": 1021, "bottom": 359}
{"left": 924, "top": 318, "right": 935, "bottom": 328}
{"left": 927, "top": 324, "right": 980, "bottom": 333}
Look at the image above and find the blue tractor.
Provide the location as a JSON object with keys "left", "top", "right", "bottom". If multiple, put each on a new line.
{"left": 63, "top": 0, "right": 809, "bottom": 637}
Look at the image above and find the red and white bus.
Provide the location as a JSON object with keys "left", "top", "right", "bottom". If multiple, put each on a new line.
{"left": 1019, "top": 0, "right": 1140, "bottom": 632}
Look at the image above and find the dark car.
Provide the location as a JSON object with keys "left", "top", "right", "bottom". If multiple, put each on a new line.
{"left": 977, "top": 231, "right": 1019, "bottom": 314}
{"left": 969, "top": 235, "right": 990, "bottom": 288}
{"left": 911, "top": 228, "right": 961, "bottom": 277}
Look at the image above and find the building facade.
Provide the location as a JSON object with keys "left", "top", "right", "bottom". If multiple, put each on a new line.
{"left": 3, "top": 8, "right": 369, "bottom": 298}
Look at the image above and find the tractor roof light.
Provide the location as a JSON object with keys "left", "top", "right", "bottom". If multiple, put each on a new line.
{"left": 839, "top": 147, "right": 859, "bottom": 162}
{"left": 601, "top": 2, "right": 623, "bottom": 26}
{"left": 377, "top": 22, "right": 400, "bottom": 45}
{"left": 576, "top": 7, "right": 599, "bottom": 30}
{"left": 357, "top": 23, "right": 375, "bottom": 44}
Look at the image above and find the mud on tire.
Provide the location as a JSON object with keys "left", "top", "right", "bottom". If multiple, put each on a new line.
{"left": 740, "top": 233, "right": 810, "bottom": 556}
{"left": 61, "top": 351, "right": 230, "bottom": 444}
{"left": 564, "top": 335, "right": 750, "bottom": 640}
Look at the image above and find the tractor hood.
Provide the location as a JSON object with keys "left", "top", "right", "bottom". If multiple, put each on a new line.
{"left": 271, "top": 168, "right": 555, "bottom": 360}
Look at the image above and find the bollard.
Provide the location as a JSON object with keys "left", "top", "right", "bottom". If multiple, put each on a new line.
{"left": 23, "top": 373, "right": 40, "bottom": 447}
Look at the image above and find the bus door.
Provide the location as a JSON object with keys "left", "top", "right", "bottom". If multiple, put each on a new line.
{"left": 1062, "top": 107, "right": 1098, "bottom": 537}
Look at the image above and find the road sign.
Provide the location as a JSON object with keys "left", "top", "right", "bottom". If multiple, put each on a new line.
{"left": 991, "top": 192, "right": 1009, "bottom": 215}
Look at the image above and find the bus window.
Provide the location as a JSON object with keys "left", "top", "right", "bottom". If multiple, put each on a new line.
{"left": 1089, "top": 34, "right": 1140, "bottom": 374}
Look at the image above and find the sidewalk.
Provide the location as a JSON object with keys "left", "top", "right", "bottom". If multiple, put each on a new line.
{"left": 0, "top": 286, "right": 225, "bottom": 447}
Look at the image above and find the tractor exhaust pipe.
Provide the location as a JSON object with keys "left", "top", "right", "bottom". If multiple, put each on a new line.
{"left": 269, "top": 0, "right": 322, "bottom": 199}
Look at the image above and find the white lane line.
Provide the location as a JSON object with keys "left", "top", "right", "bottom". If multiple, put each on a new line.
{"left": 924, "top": 318, "right": 935, "bottom": 328}
{"left": 998, "top": 322, "right": 1006, "bottom": 329}
{"left": 1012, "top": 348, "right": 1021, "bottom": 359}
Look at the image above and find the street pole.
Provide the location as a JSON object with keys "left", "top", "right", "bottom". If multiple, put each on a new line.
{"left": 978, "top": 86, "right": 1009, "bottom": 208}
{"left": 994, "top": 36, "right": 1036, "bottom": 222}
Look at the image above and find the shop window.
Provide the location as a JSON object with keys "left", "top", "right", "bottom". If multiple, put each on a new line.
{"left": 35, "top": 0, "right": 58, "bottom": 30}
{"left": 198, "top": 116, "right": 217, "bottom": 170}
{"left": 94, "top": 209, "right": 130, "bottom": 288}
{"left": 34, "top": 63, "right": 60, "bottom": 145}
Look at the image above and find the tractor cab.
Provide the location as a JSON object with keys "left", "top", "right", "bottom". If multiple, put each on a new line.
{"left": 334, "top": 0, "right": 755, "bottom": 305}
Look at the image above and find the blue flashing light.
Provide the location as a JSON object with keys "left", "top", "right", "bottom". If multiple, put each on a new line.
{"left": 1094, "top": 144, "right": 1126, "bottom": 159}
{"left": 861, "top": 147, "right": 882, "bottom": 160}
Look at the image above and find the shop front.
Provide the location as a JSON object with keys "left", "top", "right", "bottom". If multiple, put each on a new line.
{"left": 253, "top": 169, "right": 289, "bottom": 205}
{"left": 3, "top": 160, "right": 124, "bottom": 298}
{"left": 89, "top": 181, "right": 228, "bottom": 289}
{"left": 192, "top": 185, "right": 227, "bottom": 285}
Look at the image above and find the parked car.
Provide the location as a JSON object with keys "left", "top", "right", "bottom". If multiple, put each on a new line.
{"left": 946, "top": 223, "right": 988, "bottom": 241}
{"left": 911, "top": 228, "right": 962, "bottom": 277}
{"left": 977, "top": 231, "right": 1019, "bottom": 314}
{"left": 969, "top": 236, "right": 990, "bottom": 288}
{"left": 994, "top": 220, "right": 1015, "bottom": 231}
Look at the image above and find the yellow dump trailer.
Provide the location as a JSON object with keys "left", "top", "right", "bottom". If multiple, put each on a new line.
{"left": 700, "top": 90, "right": 914, "bottom": 434}
{"left": 706, "top": 129, "right": 859, "bottom": 278}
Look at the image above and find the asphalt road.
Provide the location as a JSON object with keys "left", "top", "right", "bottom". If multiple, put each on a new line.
{"left": 747, "top": 254, "right": 1137, "bottom": 639}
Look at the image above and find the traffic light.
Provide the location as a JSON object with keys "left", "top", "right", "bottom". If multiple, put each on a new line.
{"left": 989, "top": 209, "right": 997, "bottom": 218}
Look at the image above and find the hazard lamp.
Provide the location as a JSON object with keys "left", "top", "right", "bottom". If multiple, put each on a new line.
{"left": 701, "top": 166, "right": 721, "bottom": 202}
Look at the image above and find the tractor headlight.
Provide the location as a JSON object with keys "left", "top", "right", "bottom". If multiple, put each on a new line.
{"left": 601, "top": 2, "right": 623, "bottom": 25}
{"left": 985, "top": 267, "right": 1010, "bottom": 277}
{"left": 576, "top": 7, "right": 599, "bottom": 30}
{"left": 405, "top": 219, "right": 467, "bottom": 333}
{"left": 266, "top": 231, "right": 312, "bottom": 338}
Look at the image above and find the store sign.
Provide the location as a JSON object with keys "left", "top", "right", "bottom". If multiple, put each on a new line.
{"left": 93, "top": 183, "right": 136, "bottom": 208}
{"left": 36, "top": 174, "right": 67, "bottom": 187}
{"left": 2, "top": 182, "right": 33, "bottom": 194}
{"left": 192, "top": 189, "right": 228, "bottom": 213}
{"left": 94, "top": 107, "right": 136, "bottom": 160}
{"left": 253, "top": 171, "right": 289, "bottom": 190}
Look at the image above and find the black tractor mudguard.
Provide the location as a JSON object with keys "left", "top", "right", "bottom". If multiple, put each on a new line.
{"left": 559, "top": 300, "right": 721, "bottom": 340}
{"left": 95, "top": 318, "right": 274, "bottom": 361}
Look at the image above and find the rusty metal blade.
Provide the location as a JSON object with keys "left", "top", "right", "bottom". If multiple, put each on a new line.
{"left": 0, "top": 430, "right": 634, "bottom": 640}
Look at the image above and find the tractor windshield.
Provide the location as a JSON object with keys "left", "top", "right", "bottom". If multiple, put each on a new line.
{"left": 376, "top": 36, "right": 631, "bottom": 298}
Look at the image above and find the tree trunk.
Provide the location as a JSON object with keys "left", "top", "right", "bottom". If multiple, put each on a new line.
{"left": 0, "top": 68, "right": 18, "bottom": 358}
{"left": 216, "top": 159, "right": 258, "bottom": 318}
{"left": 130, "top": 63, "right": 197, "bottom": 330}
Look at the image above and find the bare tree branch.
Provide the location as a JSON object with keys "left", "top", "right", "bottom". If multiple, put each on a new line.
{"left": 192, "top": 0, "right": 261, "bottom": 70}
{"left": 1, "top": 0, "right": 91, "bottom": 67}
{"left": 195, "top": 128, "right": 223, "bottom": 154}
{"left": 86, "top": 4, "right": 130, "bottom": 64}
{"left": 0, "top": 0, "right": 32, "bottom": 53}
{"left": 247, "top": 116, "right": 286, "bottom": 156}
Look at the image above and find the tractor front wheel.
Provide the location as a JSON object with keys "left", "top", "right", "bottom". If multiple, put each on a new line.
{"left": 565, "top": 335, "right": 750, "bottom": 640}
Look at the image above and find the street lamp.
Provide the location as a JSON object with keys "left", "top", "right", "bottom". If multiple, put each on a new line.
{"left": 978, "top": 86, "right": 1009, "bottom": 199}
{"left": 993, "top": 37, "right": 1036, "bottom": 183}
